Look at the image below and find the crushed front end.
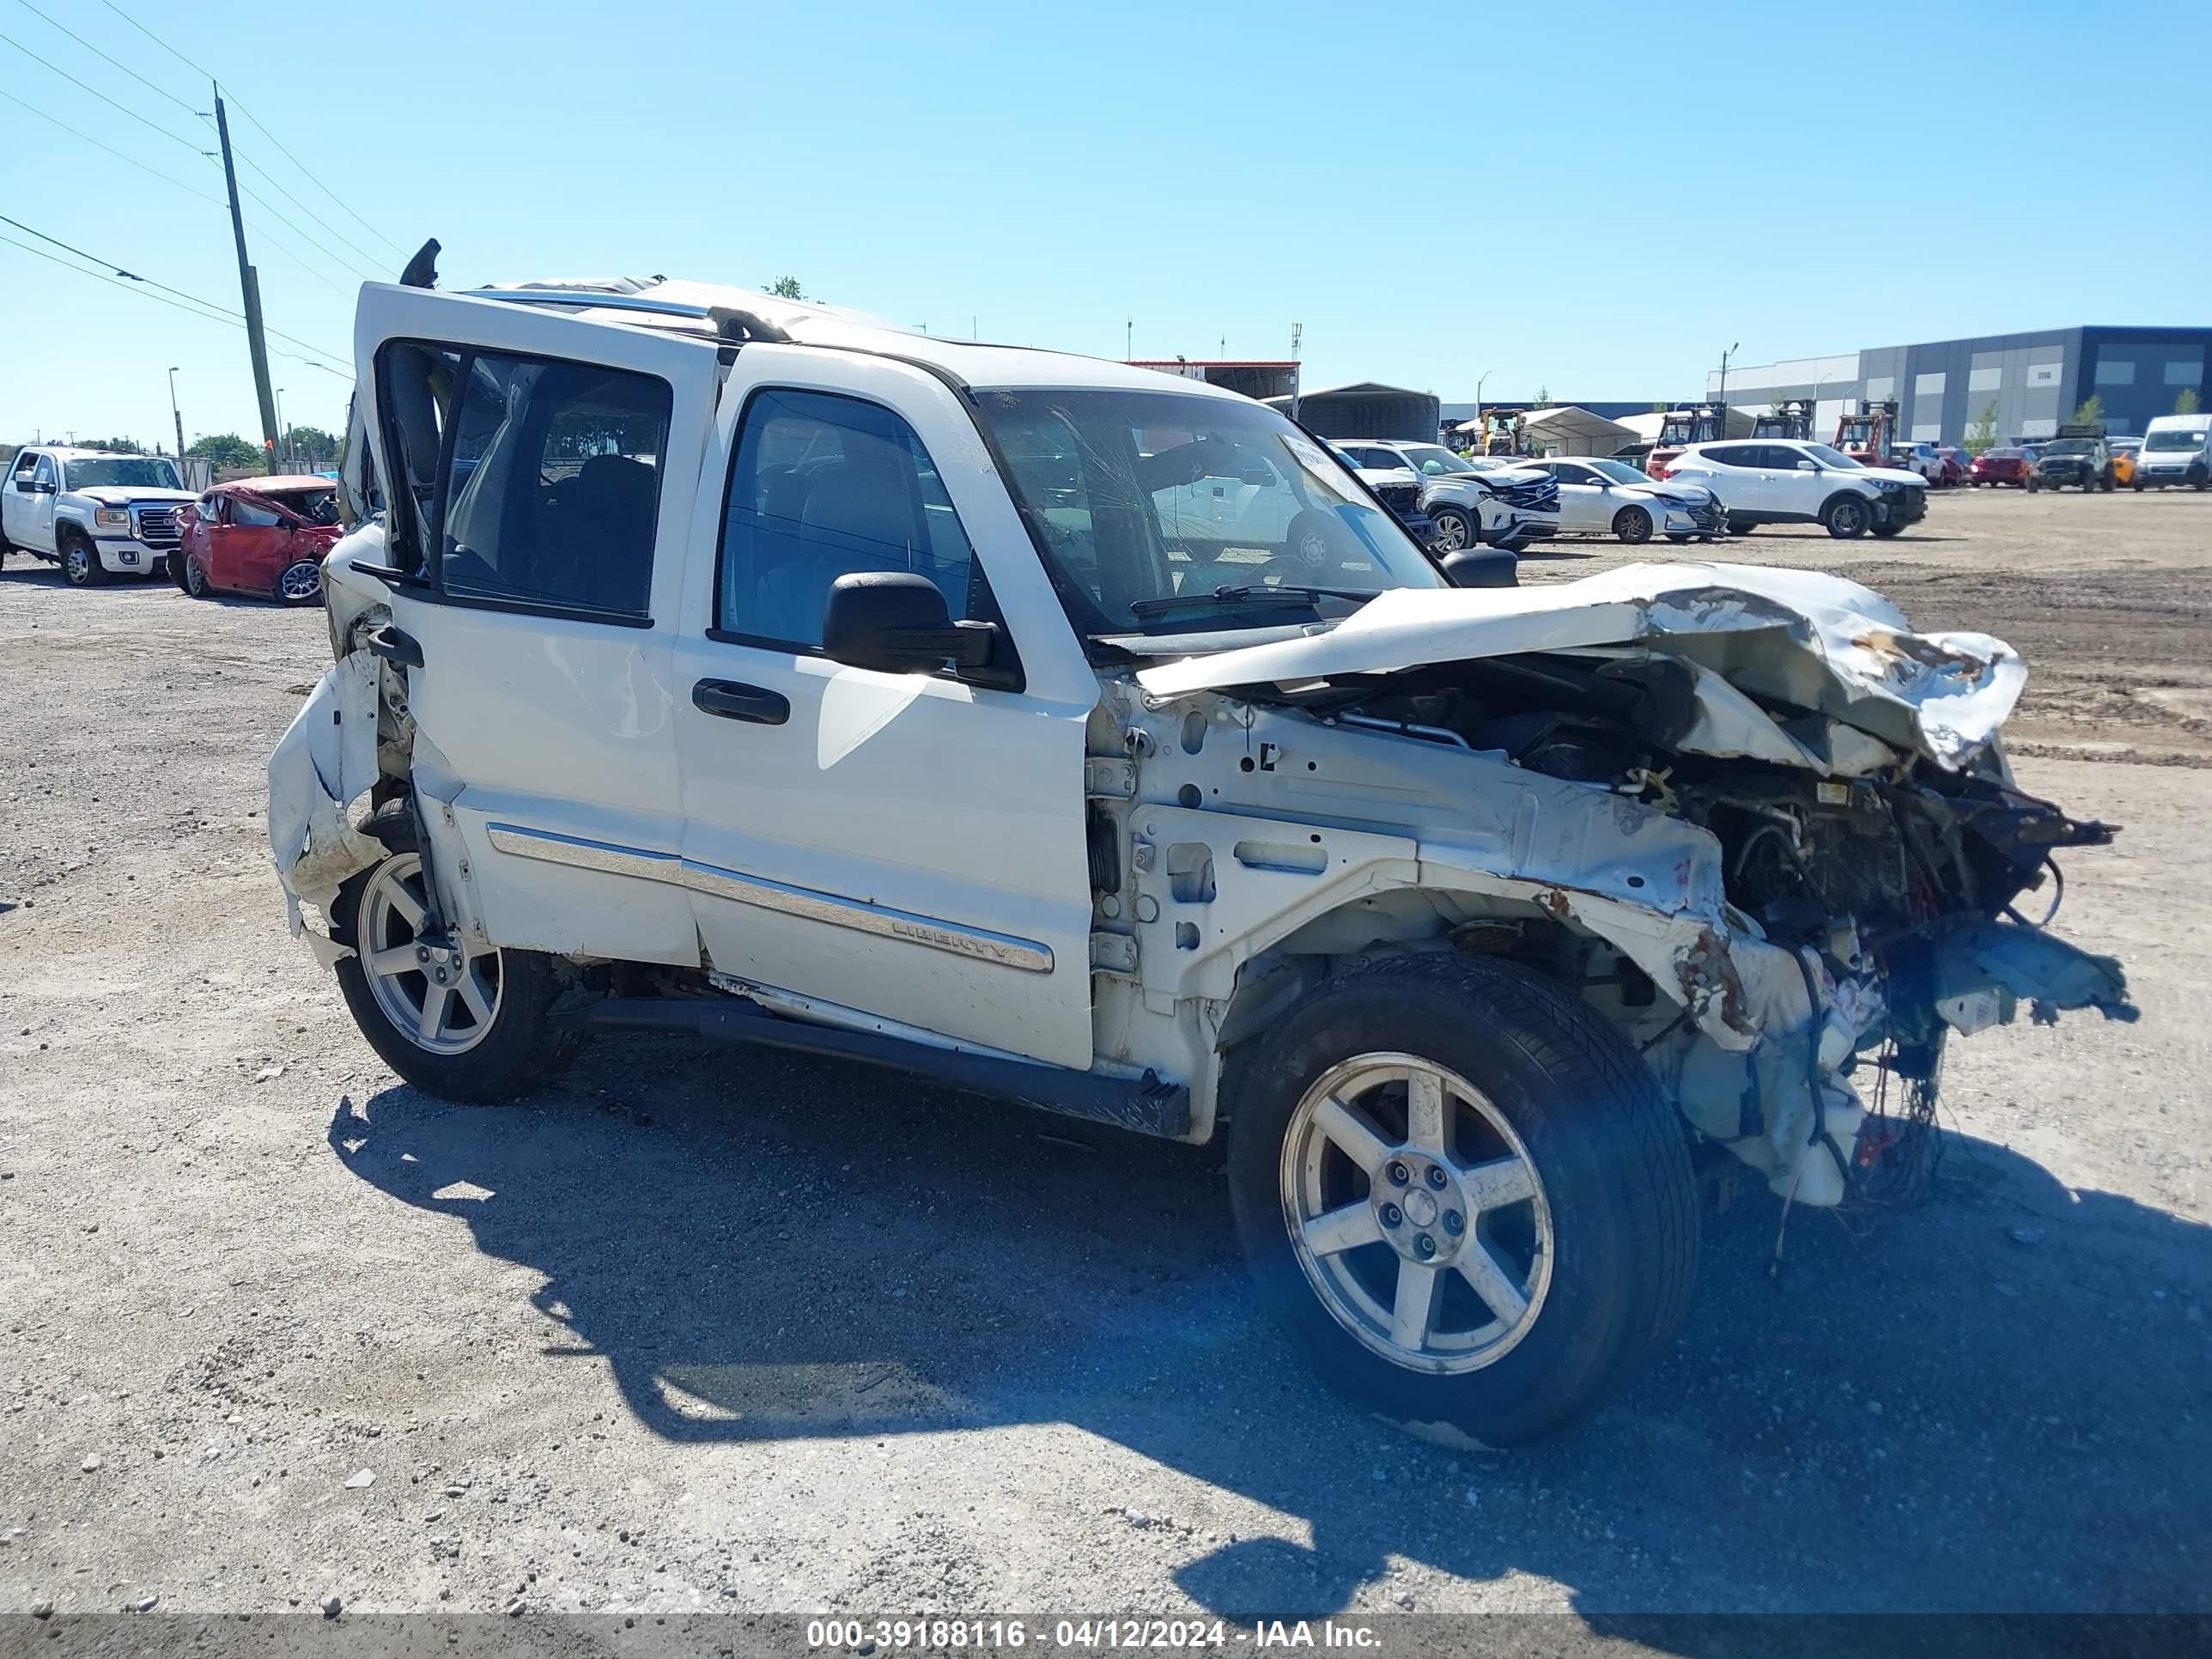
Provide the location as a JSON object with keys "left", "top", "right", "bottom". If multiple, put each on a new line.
{"left": 1133, "top": 563, "right": 2136, "bottom": 1205}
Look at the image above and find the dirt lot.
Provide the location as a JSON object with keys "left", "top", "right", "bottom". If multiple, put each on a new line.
{"left": 2, "top": 489, "right": 2208, "bottom": 1635}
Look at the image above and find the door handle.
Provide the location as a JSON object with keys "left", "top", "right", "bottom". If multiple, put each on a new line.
{"left": 693, "top": 678, "right": 789, "bottom": 726}
{"left": 362, "top": 622, "right": 424, "bottom": 667}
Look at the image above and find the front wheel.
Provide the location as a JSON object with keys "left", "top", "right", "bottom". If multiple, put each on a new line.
{"left": 182, "top": 553, "right": 213, "bottom": 599}
{"left": 276, "top": 558, "right": 323, "bottom": 605}
{"left": 1824, "top": 495, "right": 1872, "bottom": 538}
{"left": 1726, "top": 516, "right": 1756, "bottom": 537}
{"left": 2133, "top": 477, "right": 2145, "bottom": 492}
{"left": 332, "top": 845, "right": 586, "bottom": 1102}
{"left": 1429, "top": 505, "right": 1475, "bottom": 554}
{"left": 2027, "top": 476, "right": 2041, "bottom": 493}
{"left": 61, "top": 534, "right": 105, "bottom": 586}
{"left": 1871, "top": 523, "right": 1906, "bottom": 538}
{"left": 1225, "top": 953, "right": 1698, "bottom": 1446}
{"left": 1612, "top": 506, "right": 1653, "bottom": 545}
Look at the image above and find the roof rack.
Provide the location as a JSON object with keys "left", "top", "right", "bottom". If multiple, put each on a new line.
{"left": 466, "top": 287, "right": 792, "bottom": 343}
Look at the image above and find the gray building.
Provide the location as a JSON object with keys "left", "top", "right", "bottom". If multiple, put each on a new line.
{"left": 1708, "top": 326, "right": 2212, "bottom": 447}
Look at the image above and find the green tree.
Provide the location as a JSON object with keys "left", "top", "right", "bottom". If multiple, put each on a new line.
{"left": 2177, "top": 386, "right": 2202, "bottom": 416}
{"left": 1965, "top": 399, "right": 2000, "bottom": 457}
{"left": 766, "top": 276, "right": 807, "bottom": 300}
{"left": 287, "top": 425, "right": 341, "bottom": 466}
{"left": 2070, "top": 394, "right": 2105, "bottom": 428}
{"left": 1533, "top": 385, "right": 1553, "bottom": 410}
{"left": 75, "top": 435, "right": 146, "bottom": 455}
{"left": 187, "top": 433, "right": 263, "bottom": 473}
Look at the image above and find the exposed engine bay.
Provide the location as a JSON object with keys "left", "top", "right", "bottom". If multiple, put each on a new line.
{"left": 1229, "top": 650, "right": 2132, "bottom": 1204}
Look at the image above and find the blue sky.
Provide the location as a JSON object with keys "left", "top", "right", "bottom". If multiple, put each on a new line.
{"left": 3, "top": 0, "right": 2208, "bottom": 448}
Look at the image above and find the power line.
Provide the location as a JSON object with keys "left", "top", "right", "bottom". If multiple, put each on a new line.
{"left": 0, "top": 230, "right": 347, "bottom": 377}
{"left": 228, "top": 148, "right": 389, "bottom": 277}
{"left": 0, "top": 236, "right": 349, "bottom": 380}
{"left": 0, "top": 212, "right": 349, "bottom": 362}
{"left": 0, "top": 86, "right": 226, "bottom": 205}
{"left": 0, "top": 31, "right": 210, "bottom": 155}
{"left": 9, "top": 0, "right": 199, "bottom": 118}
{"left": 93, "top": 0, "right": 409, "bottom": 261}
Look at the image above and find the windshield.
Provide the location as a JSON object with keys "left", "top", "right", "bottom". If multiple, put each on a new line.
{"left": 62, "top": 457, "right": 181, "bottom": 491}
{"left": 2146, "top": 428, "right": 2206, "bottom": 452}
{"left": 1799, "top": 443, "right": 1863, "bottom": 470}
{"left": 2043, "top": 441, "right": 2094, "bottom": 456}
{"left": 969, "top": 387, "right": 1443, "bottom": 635}
{"left": 1587, "top": 459, "right": 1650, "bottom": 485}
{"left": 1399, "top": 444, "right": 1479, "bottom": 477}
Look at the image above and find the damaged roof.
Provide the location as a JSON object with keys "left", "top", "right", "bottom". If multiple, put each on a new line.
{"left": 1133, "top": 562, "right": 2027, "bottom": 772}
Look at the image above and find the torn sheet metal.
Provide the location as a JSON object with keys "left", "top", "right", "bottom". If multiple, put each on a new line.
{"left": 1135, "top": 562, "right": 2023, "bottom": 771}
{"left": 266, "top": 652, "right": 386, "bottom": 933}
{"left": 1933, "top": 917, "right": 2136, "bottom": 1030}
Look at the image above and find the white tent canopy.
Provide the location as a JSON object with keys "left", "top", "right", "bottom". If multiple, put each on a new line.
{"left": 1513, "top": 405, "right": 1639, "bottom": 456}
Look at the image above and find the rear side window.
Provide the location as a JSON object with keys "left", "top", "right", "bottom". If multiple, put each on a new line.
{"left": 1701, "top": 445, "right": 1759, "bottom": 468}
{"left": 231, "top": 496, "right": 283, "bottom": 528}
{"left": 715, "top": 387, "right": 979, "bottom": 649}
{"left": 10, "top": 452, "right": 36, "bottom": 481}
{"left": 438, "top": 352, "right": 671, "bottom": 618}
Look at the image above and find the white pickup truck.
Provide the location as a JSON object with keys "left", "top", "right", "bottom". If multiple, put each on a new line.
{"left": 270, "top": 272, "right": 2132, "bottom": 1444}
{"left": 0, "top": 447, "right": 196, "bottom": 584}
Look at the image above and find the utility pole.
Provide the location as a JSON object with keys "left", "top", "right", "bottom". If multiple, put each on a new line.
{"left": 276, "top": 387, "right": 289, "bottom": 470}
{"left": 1717, "top": 341, "right": 1740, "bottom": 414}
{"left": 167, "top": 367, "right": 185, "bottom": 460}
{"left": 214, "top": 85, "right": 281, "bottom": 474}
{"left": 1290, "top": 323, "right": 1304, "bottom": 423}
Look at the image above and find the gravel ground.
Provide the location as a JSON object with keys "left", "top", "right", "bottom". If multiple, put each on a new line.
{"left": 1, "top": 490, "right": 2207, "bottom": 1633}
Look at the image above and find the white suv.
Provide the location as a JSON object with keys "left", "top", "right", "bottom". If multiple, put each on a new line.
{"left": 1335, "top": 441, "right": 1559, "bottom": 553}
{"left": 0, "top": 447, "right": 197, "bottom": 584}
{"left": 1662, "top": 441, "right": 1929, "bottom": 539}
{"left": 270, "top": 271, "right": 2127, "bottom": 1445}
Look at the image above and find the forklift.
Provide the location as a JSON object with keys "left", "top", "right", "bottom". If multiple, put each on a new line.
{"left": 1832, "top": 399, "right": 1899, "bottom": 466}
{"left": 1647, "top": 402, "right": 1728, "bottom": 478}
{"left": 1753, "top": 398, "right": 1816, "bottom": 441}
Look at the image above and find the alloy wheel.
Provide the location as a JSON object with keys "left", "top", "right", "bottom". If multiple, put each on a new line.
{"left": 279, "top": 560, "right": 321, "bottom": 602}
{"left": 1431, "top": 511, "right": 1470, "bottom": 552}
{"left": 1279, "top": 1052, "right": 1553, "bottom": 1375}
{"left": 357, "top": 854, "right": 503, "bottom": 1056}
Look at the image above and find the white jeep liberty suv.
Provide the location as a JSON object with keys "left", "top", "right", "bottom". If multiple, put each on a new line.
{"left": 270, "top": 266, "right": 2131, "bottom": 1444}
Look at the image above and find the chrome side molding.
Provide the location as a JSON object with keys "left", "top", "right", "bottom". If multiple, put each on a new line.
{"left": 483, "top": 823, "right": 1053, "bottom": 974}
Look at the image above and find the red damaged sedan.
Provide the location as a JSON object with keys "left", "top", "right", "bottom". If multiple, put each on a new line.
{"left": 173, "top": 477, "right": 343, "bottom": 603}
{"left": 1968, "top": 447, "right": 2034, "bottom": 488}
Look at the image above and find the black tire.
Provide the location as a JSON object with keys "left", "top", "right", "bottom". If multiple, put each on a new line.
{"left": 1224, "top": 952, "right": 1698, "bottom": 1447}
{"left": 1822, "top": 495, "right": 1872, "bottom": 539}
{"left": 1429, "top": 504, "right": 1477, "bottom": 555}
{"left": 2027, "top": 476, "right": 2041, "bottom": 493}
{"left": 182, "top": 552, "right": 213, "bottom": 599}
{"left": 1283, "top": 507, "right": 1349, "bottom": 573}
{"left": 276, "top": 558, "right": 323, "bottom": 605}
{"left": 167, "top": 550, "right": 191, "bottom": 592}
{"left": 2133, "top": 476, "right": 2145, "bottom": 492}
{"left": 1726, "top": 516, "right": 1756, "bottom": 536}
{"left": 330, "top": 818, "right": 586, "bottom": 1103}
{"left": 60, "top": 530, "right": 105, "bottom": 586}
{"left": 1871, "top": 523, "right": 1906, "bottom": 538}
{"left": 1612, "top": 505, "right": 1653, "bottom": 545}
{"left": 1664, "top": 533, "right": 1692, "bottom": 544}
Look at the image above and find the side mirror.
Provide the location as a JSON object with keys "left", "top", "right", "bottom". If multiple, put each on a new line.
{"left": 822, "top": 572, "right": 999, "bottom": 675}
{"left": 1796, "top": 459, "right": 1818, "bottom": 471}
{"left": 1439, "top": 548, "right": 1518, "bottom": 589}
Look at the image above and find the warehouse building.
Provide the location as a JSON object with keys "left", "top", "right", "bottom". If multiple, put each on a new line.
{"left": 1707, "top": 326, "right": 2212, "bottom": 447}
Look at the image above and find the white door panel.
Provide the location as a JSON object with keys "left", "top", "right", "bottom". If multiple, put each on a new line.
{"left": 672, "top": 345, "right": 1098, "bottom": 1067}
{"left": 356, "top": 283, "right": 723, "bottom": 964}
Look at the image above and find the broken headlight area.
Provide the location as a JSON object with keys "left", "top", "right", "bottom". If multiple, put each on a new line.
{"left": 1317, "top": 651, "right": 2135, "bottom": 1204}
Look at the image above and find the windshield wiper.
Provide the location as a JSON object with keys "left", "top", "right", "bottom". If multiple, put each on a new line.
{"left": 1128, "top": 583, "right": 1379, "bottom": 619}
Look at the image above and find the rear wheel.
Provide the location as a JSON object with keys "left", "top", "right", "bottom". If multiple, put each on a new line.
{"left": 332, "top": 841, "right": 586, "bottom": 1102}
{"left": 61, "top": 532, "right": 104, "bottom": 586}
{"left": 182, "top": 553, "right": 213, "bottom": 599}
{"left": 1225, "top": 953, "right": 1698, "bottom": 1446}
{"left": 1823, "top": 495, "right": 1872, "bottom": 538}
{"left": 1612, "top": 506, "right": 1653, "bottom": 545}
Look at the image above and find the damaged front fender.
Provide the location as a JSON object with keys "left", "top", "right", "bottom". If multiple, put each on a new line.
{"left": 266, "top": 652, "right": 387, "bottom": 938}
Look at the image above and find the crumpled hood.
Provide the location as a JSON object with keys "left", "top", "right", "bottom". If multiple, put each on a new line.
{"left": 1134, "top": 561, "right": 2024, "bottom": 771}
{"left": 72, "top": 485, "right": 195, "bottom": 506}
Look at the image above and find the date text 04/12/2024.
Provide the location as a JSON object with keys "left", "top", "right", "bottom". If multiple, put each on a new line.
{"left": 805, "top": 1619, "right": 1383, "bottom": 1650}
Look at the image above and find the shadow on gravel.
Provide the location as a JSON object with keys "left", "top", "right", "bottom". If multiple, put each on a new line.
{"left": 331, "top": 1039, "right": 2210, "bottom": 1629}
